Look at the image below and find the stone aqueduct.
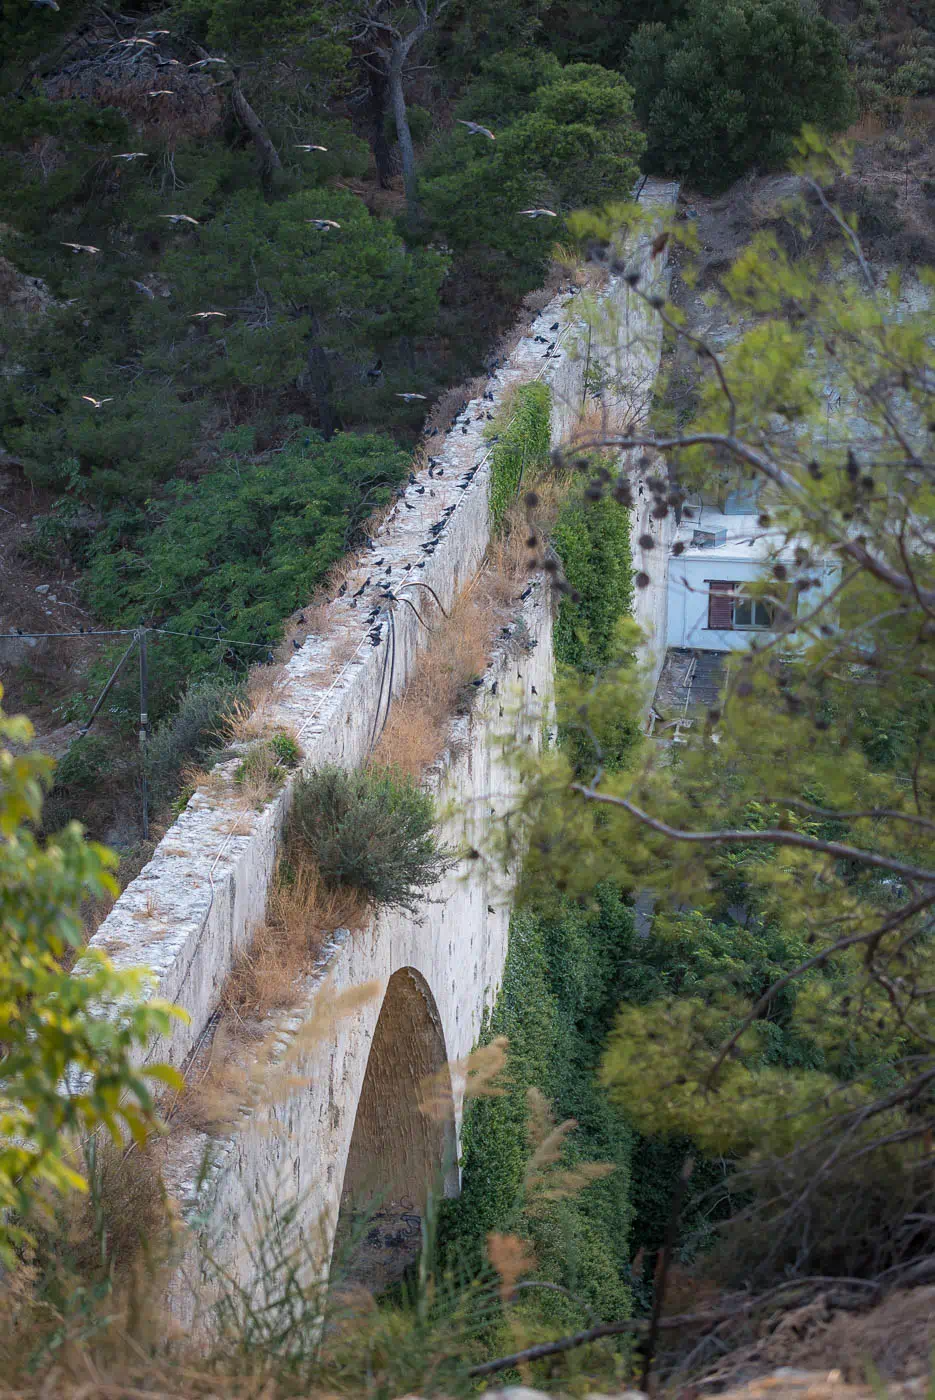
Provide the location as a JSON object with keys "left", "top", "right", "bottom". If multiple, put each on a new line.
{"left": 87, "top": 182, "right": 678, "bottom": 1297}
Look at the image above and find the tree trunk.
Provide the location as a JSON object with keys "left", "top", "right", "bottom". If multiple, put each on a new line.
{"left": 388, "top": 42, "right": 419, "bottom": 211}
{"left": 231, "top": 83, "right": 282, "bottom": 192}
{"left": 367, "top": 64, "right": 395, "bottom": 190}
{"left": 306, "top": 316, "right": 336, "bottom": 441}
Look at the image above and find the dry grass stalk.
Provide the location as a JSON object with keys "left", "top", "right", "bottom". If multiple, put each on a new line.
{"left": 370, "top": 585, "right": 495, "bottom": 779}
{"left": 223, "top": 862, "right": 366, "bottom": 1022}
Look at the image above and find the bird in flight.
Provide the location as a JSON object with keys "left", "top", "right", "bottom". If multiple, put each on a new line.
{"left": 396, "top": 393, "right": 427, "bottom": 402}
{"left": 131, "top": 280, "right": 155, "bottom": 298}
{"left": 295, "top": 144, "right": 328, "bottom": 152}
{"left": 189, "top": 56, "right": 227, "bottom": 67}
{"left": 192, "top": 311, "right": 226, "bottom": 318}
{"left": 146, "top": 29, "right": 170, "bottom": 36}
{"left": 82, "top": 396, "right": 113, "bottom": 408}
{"left": 62, "top": 242, "right": 100, "bottom": 253}
{"left": 114, "top": 151, "right": 147, "bottom": 161}
{"left": 520, "top": 208, "right": 558, "bottom": 219}
{"left": 458, "top": 119, "right": 495, "bottom": 140}
{"left": 119, "top": 36, "right": 156, "bottom": 45}
{"left": 308, "top": 218, "right": 340, "bottom": 231}
{"left": 31, "top": 0, "right": 60, "bottom": 10}
{"left": 148, "top": 89, "right": 176, "bottom": 97}
{"left": 161, "top": 213, "right": 200, "bottom": 225}
{"left": 155, "top": 57, "right": 182, "bottom": 67}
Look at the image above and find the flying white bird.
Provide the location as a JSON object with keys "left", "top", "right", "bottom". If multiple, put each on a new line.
{"left": 119, "top": 36, "right": 156, "bottom": 45}
{"left": 131, "top": 280, "right": 155, "bottom": 298}
{"left": 155, "top": 57, "right": 182, "bottom": 66}
{"left": 192, "top": 311, "right": 227, "bottom": 319}
{"left": 148, "top": 89, "right": 176, "bottom": 97}
{"left": 295, "top": 144, "right": 328, "bottom": 152}
{"left": 114, "top": 152, "right": 147, "bottom": 161}
{"left": 458, "top": 119, "right": 495, "bottom": 140}
{"left": 396, "top": 392, "right": 427, "bottom": 401}
{"left": 82, "top": 396, "right": 113, "bottom": 408}
{"left": 62, "top": 242, "right": 100, "bottom": 253}
{"left": 160, "top": 213, "right": 200, "bottom": 225}
{"left": 520, "top": 208, "right": 558, "bottom": 219}
{"left": 146, "top": 29, "right": 170, "bottom": 36}
{"left": 189, "top": 56, "right": 226, "bottom": 67}
{"left": 308, "top": 218, "right": 340, "bottom": 231}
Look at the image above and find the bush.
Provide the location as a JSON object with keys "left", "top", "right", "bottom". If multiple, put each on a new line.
{"left": 289, "top": 765, "right": 454, "bottom": 914}
{"left": 145, "top": 676, "right": 242, "bottom": 812}
{"left": 628, "top": 0, "right": 855, "bottom": 192}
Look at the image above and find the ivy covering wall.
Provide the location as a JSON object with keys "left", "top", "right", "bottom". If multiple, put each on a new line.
{"left": 487, "top": 382, "right": 552, "bottom": 529}
{"left": 439, "top": 887, "right": 637, "bottom": 1332}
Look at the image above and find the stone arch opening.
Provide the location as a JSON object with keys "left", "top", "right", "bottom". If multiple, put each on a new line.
{"left": 333, "top": 967, "right": 458, "bottom": 1290}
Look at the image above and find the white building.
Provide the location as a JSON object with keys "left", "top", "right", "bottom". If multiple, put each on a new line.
{"left": 665, "top": 504, "right": 841, "bottom": 653}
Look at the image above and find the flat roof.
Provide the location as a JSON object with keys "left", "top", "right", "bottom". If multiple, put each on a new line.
{"left": 673, "top": 509, "right": 802, "bottom": 563}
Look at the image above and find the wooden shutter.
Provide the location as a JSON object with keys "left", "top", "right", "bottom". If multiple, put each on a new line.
{"left": 707, "top": 580, "right": 735, "bottom": 629}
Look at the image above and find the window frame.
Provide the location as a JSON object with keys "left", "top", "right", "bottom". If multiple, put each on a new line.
{"left": 706, "top": 580, "right": 778, "bottom": 632}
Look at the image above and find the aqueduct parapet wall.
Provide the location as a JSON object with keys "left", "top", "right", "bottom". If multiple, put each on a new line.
{"left": 86, "top": 180, "right": 678, "bottom": 1296}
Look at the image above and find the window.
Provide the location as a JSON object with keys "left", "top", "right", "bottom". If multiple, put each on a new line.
{"left": 707, "top": 580, "right": 775, "bottom": 630}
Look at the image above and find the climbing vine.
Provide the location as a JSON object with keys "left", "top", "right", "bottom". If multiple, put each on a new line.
{"left": 439, "top": 887, "right": 636, "bottom": 1332}
{"left": 487, "top": 382, "right": 552, "bottom": 529}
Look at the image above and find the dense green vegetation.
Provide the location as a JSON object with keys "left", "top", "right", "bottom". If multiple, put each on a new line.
{"left": 440, "top": 887, "right": 637, "bottom": 1332}
{"left": 628, "top": 0, "right": 854, "bottom": 190}
{"left": 487, "top": 382, "right": 552, "bottom": 528}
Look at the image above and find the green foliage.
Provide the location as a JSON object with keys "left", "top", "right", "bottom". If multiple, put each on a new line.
{"left": 145, "top": 675, "right": 242, "bottom": 812}
{"left": 422, "top": 60, "right": 644, "bottom": 296}
{"left": 488, "top": 382, "right": 552, "bottom": 528}
{"left": 553, "top": 489, "right": 634, "bottom": 674}
{"left": 269, "top": 731, "right": 301, "bottom": 768}
{"left": 552, "top": 485, "right": 638, "bottom": 775}
{"left": 440, "top": 886, "right": 637, "bottom": 1329}
{"left": 289, "top": 765, "right": 455, "bottom": 914}
{"left": 84, "top": 432, "right": 409, "bottom": 706}
{"left": 0, "top": 688, "right": 184, "bottom": 1261}
{"left": 628, "top": 0, "right": 855, "bottom": 191}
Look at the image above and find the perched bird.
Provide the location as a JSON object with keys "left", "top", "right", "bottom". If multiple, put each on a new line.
{"left": 520, "top": 208, "right": 557, "bottom": 219}
{"left": 114, "top": 152, "right": 147, "bottom": 161}
{"left": 520, "top": 585, "right": 533, "bottom": 600}
{"left": 458, "top": 119, "right": 495, "bottom": 140}
{"left": 416, "top": 561, "right": 426, "bottom": 569}
{"left": 131, "top": 279, "right": 155, "bottom": 298}
{"left": 192, "top": 311, "right": 227, "bottom": 319}
{"left": 374, "top": 557, "right": 385, "bottom": 567}
{"left": 415, "top": 486, "right": 425, "bottom": 495}
{"left": 62, "top": 242, "right": 100, "bottom": 254}
{"left": 292, "top": 638, "right": 302, "bottom": 650}
{"left": 470, "top": 678, "right": 484, "bottom": 687}
{"left": 81, "top": 395, "right": 113, "bottom": 408}
{"left": 396, "top": 392, "right": 427, "bottom": 402}
{"left": 366, "top": 358, "right": 383, "bottom": 381}
{"left": 491, "top": 681, "right": 498, "bottom": 695}
{"left": 295, "top": 143, "right": 328, "bottom": 152}
{"left": 337, "top": 581, "right": 347, "bottom": 597}
{"left": 384, "top": 564, "right": 392, "bottom": 574}
{"left": 404, "top": 501, "right": 415, "bottom": 511}
{"left": 147, "top": 90, "right": 176, "bottom": 97}
{"left": 487, "top": 905, "right": 495, "bottom": 914}
{"left": 403, "top": 563, "right": 412, "bottom": 572}
{"left": 308, "top": 218, "right": 340, "bottom": 231}
{"left": 296, "top": 614, "right": 306, "bottom": 624}
{"left": 427, "top": 426, "right": 439, "bottom": 437}
{"left": 549, "top": 321, "right": 559, "bottom": 331}
{"left": 161, "top": 213, "right": 199, "bottom": 225}
{"left": 353, "top": 578, "right": 370, "bottom": 597}
{"left": 531, "top": 685, "right": 538, "bottom": 696}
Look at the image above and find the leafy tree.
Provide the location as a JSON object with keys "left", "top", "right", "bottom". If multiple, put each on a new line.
{"left": 628, "top": 0, "right": 855, "bottom": 191}
{"left": 0, "top": 688, "right": 183, "bottom": 1260}
{"left": 422, "top": 60, "right": 644, "bottom": 295}
{"left": 503, "top": 144, "right": 935, "bottom": 1282}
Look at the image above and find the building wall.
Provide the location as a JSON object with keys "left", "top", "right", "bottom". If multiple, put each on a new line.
{"left": 667, "top": 555, "right": 842, "bottom": 652}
